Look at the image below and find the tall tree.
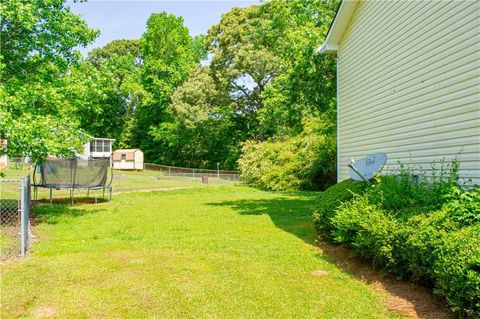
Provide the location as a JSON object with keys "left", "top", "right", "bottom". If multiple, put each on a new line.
{"left": 136, "top": 12, "right": 206, "bottom": 161}
{"left": 82, "top": 39, "right": 147, "bottom": 148}
{"left": 0, "top": 0, "right": 98, "bottom": 161}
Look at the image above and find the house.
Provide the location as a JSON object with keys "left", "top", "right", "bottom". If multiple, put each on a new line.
{"left": 318, "top": 0, "right": 480, "bottom": 185}
{"left": 80, "top": 138, "right": 116, "bottom": 160}
{"left": 112, "top": 149, "right": 144, "bottom": 170}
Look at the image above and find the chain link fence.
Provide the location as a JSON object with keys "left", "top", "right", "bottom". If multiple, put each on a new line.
{"left": 143, "top": 163, "right": 240, "bottom": 182}
{"left": 8, "top": 157, "right": 31, "bottom": 171}
{"left": 0, "top": 175, "right": 32, "bottom": 259}
{"left": 1, "top": 162, "right": 240, "bottom": 206}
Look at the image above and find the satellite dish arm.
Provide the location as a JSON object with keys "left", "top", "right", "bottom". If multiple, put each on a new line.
{"left": 345, "top": 159, "right": 370, "bottom": 183}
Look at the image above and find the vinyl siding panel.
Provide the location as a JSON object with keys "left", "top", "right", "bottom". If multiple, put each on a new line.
{"left": 337, "top": 0, "right": 480, "bottom": 185}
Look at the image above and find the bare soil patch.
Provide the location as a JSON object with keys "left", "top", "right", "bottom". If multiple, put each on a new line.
{"left": 317, "top": 242, "right": 455, "bottom": 319}
{"left": 312, "top": 269, "right": 330, "bottom": 276}
{"left": 31, "top": 305, "right": 57, "bottom": 318}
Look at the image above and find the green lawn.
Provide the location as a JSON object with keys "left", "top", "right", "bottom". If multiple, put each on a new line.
{"left": 1, "top": 187, "right": 400, "bottom": 318}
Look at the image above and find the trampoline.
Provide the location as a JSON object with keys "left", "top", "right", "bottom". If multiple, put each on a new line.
{"left": 33, "top": 158, "right": 113, "bottom": 203}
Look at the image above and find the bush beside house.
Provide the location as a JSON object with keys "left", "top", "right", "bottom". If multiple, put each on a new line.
{"left": 313, "top": 168, "right": 480, "bottom": 317}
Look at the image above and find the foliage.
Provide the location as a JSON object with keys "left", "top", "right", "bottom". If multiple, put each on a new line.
{"left": 432, "top": 224, "right": 480, "bottom": 316}
{"left": 313, "top": 162, "right": 480, "bottom": 316}
{"left": 331, "top": 194, "right": 398, "bottom": 265}
{"left": 1, "top": 0, "right": 338, "bottom": 173}
{"left": 238, "top": 119, "right": 336, "bottom": 191}
{"left": 136, "top": 12, "right": 205, "bottom": 150}
{"left": 0, "top": 0, "right": 98, "bottom": 161}
{"left": 312, "top": 179, "right": 367, "bottom": 234}
{"left": 157, "top": 0, "right": 338, "bottom": 169}
{"left": 82, "top": 39, "right": 147, "bottom": 147}
{"left": 205, "top": 0, "right": 337, "bottom": 137}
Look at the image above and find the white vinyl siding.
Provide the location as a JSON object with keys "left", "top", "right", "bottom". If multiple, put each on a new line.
{"left": 337, "top": 0, "right": 480, "bottom": 185}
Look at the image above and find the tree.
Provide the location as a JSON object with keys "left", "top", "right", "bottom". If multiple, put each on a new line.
{"left": 136, "top": 12, "right": 206, "bottom": 161}
{"left": 82, "top": 39, "right": 147, "bottom": 148}
{"left": 161, "top": 66, "right": 243, "bottom": 168}
{"left": 204, "top": 0, "right": 337, "bottom": 140}
{"left": 0, "top": 0, "right": 98, "bottom": 161}
{"left": 166, "top": 0, "right": 337, "bottom": 169}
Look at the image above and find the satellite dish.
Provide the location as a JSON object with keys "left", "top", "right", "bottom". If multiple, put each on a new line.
{"left": 345, "top": 152, "right": 387, "bottom": 182}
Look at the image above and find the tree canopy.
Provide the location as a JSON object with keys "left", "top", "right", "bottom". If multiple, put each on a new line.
{"left": 0, "top": 0, "right": 98, "bottom": 161}
{"left": 1, "top": 0, "right": 338, "bottom": 180}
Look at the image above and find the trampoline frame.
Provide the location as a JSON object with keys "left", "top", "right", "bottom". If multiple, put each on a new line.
{"left": 33, "top": 158, "right": 113, "bottom": 204}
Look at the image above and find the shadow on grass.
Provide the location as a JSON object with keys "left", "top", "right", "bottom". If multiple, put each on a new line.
{"left": 33, "top": 201, "right": 107, "bottom": 225}
{"left": 208, "top": 192, "right": 454, "bottom": 319}
{"left": 207, "top": 192, "right": 319, "bottom": 244}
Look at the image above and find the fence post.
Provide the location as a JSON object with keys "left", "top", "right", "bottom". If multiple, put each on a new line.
{"left": 26, "top": 175, "right": 31, "bottom": 250}
{"left": 20, "top": 177, "right": 26, "bottom": 257}
{"left": 19, "top": 175, "right": 31, "bottom": 257}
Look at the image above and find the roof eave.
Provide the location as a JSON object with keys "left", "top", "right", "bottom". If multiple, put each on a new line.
{"left": 316, "top": 43, "right": 339, "bottom": 54}
{"left": 317, "top": 0, "right": 359, "bottom": 55}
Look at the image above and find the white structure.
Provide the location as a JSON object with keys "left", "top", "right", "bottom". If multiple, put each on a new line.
{"left": 0, "top": 154, "right": 7, "bottom": 169}
{"left": 112, "top": 149, "right": 144, "bottom": 170}
{"left": 81, "top": 138, "right": 115, "bottom": 159}
{"left": 318, "top": 0, "right": 480, "bottom": 185}
{"left": 0, "top": 139, "right": 8, "bottom": 169}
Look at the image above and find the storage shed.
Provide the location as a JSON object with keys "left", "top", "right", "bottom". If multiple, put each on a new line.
{"left": 318, "top": 0, "right": 480, "bottom": 185}
{"left": 112, "top": 149, "right": 144, "bottom": 170}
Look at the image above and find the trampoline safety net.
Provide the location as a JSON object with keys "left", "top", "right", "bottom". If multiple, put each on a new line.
{"left": 38, "top": 158, "right": 109, "bottom": 189}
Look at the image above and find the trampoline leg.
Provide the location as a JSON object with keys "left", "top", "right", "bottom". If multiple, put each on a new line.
{"left": 87, "top": 189, "right": 89, "bottom": 197}
{"left": 49, "top": 189, "right": 52, "bottom": 204}
{"left": 71, "top": 189, "right": 74, "bottom": 204}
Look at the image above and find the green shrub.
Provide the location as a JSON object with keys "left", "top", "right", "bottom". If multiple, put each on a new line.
{"left": 368, "top": 160, "right": 460, "bottom": 213}
{"left": 442, "top": 186, "right": 480, "bottom": 226}
{"left": 396, "top": 211, "right": 452, "bottom": 283}
{"left": 433, "top": 224, "right": 480, "bottom": 317}
{"left": 238, "top": 119, "right": 336, "bottom": 191}
{"left": 312, "top": 179, "right": 367, "bottom": 234}
{"left": 331, "top": 194, "right": 398, "bottom": 266}
{"left": 312, "top": 160, "right": 480, "bottom": 315}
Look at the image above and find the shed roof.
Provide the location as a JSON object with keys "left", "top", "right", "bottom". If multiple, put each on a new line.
{"left": 112, "top": 149, "right": 142, "bottom": 161}
{"left": 93, "top": 137, "right": 116, "bottom": 142}
{"left": 114, "top": 149, "right": 140, "bottom": 153}
{"left": 317, "top": 0, "right": 359, "bottom": 54}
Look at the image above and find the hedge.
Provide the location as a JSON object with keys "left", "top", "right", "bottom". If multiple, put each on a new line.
{"left": 313, "top": 172, "right": 480, "bottom": 317}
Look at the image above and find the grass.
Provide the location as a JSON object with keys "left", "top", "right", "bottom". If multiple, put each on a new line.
{"left": 1, "top": 186, "right": 401, "bottom": 318}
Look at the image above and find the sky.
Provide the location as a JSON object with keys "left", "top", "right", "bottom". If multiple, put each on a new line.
{"left": 68, "top": 0, "right": 260, "bottom": 56}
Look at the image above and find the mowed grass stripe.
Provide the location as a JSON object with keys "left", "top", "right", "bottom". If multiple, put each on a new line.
{"left": 1, "top": 187, "right": 400, "bottom": 318}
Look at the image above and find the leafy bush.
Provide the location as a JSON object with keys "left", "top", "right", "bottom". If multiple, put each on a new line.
{"left": 238, "top": 119, "right": 336, "bottom": 191}
{"left": 313, "top": 161, "right": 480, "bottom": 316}
{"left": 331, "top": 194, "right": 398, "bottom": 266}
{"left": 312, "top": 179, "right": 367, "bottom": 234}
{"left": 433, "top": 224, "right": 480, "bottom": 316}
